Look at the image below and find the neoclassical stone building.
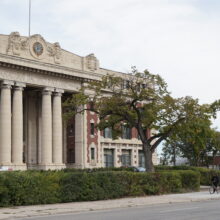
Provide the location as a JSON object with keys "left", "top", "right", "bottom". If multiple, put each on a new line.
{"left": 0, "top": 32, "right": 157, "bottom": 170}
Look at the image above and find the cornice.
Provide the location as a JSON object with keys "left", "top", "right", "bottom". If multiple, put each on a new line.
{"left": 0, "top": 53, "right": 103, "bottom": 82}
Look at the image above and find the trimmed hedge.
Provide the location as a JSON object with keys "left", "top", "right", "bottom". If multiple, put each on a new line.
{"left": 155, "top": 165, "right": 220, "bottom": 185}
{"left": 0, "top": 170, "right": 200, "bottom": 207}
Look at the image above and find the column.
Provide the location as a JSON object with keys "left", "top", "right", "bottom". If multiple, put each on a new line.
{"left": 0, "top": 80, "right": 14, "bottom": 165}
{"left": 75, "top": 110, "right": 86, "bottom": 168}
{"left": 41, "top": 87, "right": 53, "bottom": 165}
{"left": 52, "top": 89, "right": 64, "bottom": 164}
{"left": 12, "top": 82, "right": 26, "bottom": 165}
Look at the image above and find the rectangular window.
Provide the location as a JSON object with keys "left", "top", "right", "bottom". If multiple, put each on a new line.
{"left": 121, "top": 150, "right": 131, "bottom": 166}
{"left": 90, "top": 123, "right": 95, "bottom": 135}
{"left": 136, "top": 83, "right": 141, "bottom": 92}
{"left": 91, "top": 148, "right": 95, "bottom": 160}
{"left": 104, "top": 149, "right": 114, "bottom": 167}
{"left": 138, "top": 150, "right": 145, "bottom": 167}
{"left": 103, "top": 127, "right": 112, "bottom": 139}
{"left": 122, "top": 80, "right": 130, "bottom": 89}
{"left": 121, "top": 125, "right": 131, "bottom": 139}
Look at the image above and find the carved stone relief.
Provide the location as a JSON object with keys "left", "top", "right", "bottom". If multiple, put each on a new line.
{"left": 85, "top": 53, "right": 99, "bottom": 71}
{"left": 29, "top": 34, "right": 47, "bottom": 60}
{"left": 6, "top": 32, "right": 28, "bottom": 56}
{"left": 47, "top": 42, "right": 62, "bottom": 64}
{"left": 6, "top": 32, "right": 63, "bottom": 65}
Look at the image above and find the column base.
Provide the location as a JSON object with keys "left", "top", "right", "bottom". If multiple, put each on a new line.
{"left": 37, "top": 164, "right": 66, "bottom": 170}
{"left": 0, "top": 163, "right": 27, "bottom": 171}
{"left": 66, "top": 163, "right": 86, "bottom": 169}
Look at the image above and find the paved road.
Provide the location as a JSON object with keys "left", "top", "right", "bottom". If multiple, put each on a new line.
{"left": 23, "top": 200, "right": 220, "bottom": 220}
{"left": 1, "top": 190, "right": 219, "bottom": 220}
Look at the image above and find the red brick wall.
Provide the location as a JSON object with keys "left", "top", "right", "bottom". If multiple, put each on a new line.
{"left": 86, "top": 106, "right": 99, "bottom": 163}
{"left": 132, "top": 128, "right": 137, "bottom": 139}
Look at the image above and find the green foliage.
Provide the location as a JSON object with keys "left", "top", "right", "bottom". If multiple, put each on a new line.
{"left": 155, "top": 165, "right": 219, "bottom": 186}
{"left": 162, "top": 125, "right": 220, "bottom": 167}
{"left": 0, "top": 169, "right": 199, "bottom": 207}
{"left": 0, "top": 171, "right": 62, "bottom": 206}
{"left": 63, "top": 67, "right": 217, "bottom": 172}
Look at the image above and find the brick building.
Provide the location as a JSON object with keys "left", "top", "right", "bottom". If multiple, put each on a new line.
{"left": 0, "top": 32, "right": 157, "bottom": 170}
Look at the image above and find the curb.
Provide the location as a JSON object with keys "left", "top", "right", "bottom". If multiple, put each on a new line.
{"left": 0, "top": 190, "right": 219, "bottom": 220}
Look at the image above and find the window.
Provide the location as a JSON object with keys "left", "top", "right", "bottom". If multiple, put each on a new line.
{"left": 91, "top": 148, "right": 95, "bottom": 160}
{"left": 121, "top": 150, "right": 131, "bottom": 166}
{"left": 138, "top": 151, "right": 145, "bottom": 167}
{"left": 121, "top": 125, "right": 131, "bottom": 139}
{"left": 136, "top": 83, "right": 141, "bottom": 92}
{"left": 90, "top": 123, "right": 95, "bottom": 135}
{"left": 104, "top": 149, "right": 114, "bottom": 167}
{"left": 122, "top": 80, "right": 130, "bottom": 89}
{"left": 103, "top": 127, "right": 112, "bottom": 139}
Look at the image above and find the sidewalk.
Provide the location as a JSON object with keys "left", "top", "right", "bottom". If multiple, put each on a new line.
{"left": 0, "top": 188, "right": 220, "bottom": 220}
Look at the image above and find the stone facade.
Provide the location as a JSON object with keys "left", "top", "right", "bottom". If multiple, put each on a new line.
{"left": 0, "top": 32, "right": 158, "bottom": 170}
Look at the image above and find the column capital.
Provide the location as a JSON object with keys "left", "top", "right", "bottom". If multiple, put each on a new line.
{"left": 15, "top": 82, "right": 26, "bottom": 88}
{"left": 42, "top": 87, "right": 54, "bottom": 95}
{"left": 54, "top": 88, "right": 64, "bottom": 97}
{"left": 1, "top": 80, "right": 14, "bottom": 89}
{"left": 55, "top": 88, "right": 64, "bottom": 94}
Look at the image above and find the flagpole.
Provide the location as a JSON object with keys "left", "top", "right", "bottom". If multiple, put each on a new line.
{"left": 28, "top": 0, "right": 31, "bottom": 37}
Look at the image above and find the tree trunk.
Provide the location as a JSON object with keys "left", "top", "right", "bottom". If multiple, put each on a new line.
{"left": 143, "top": 144, "right": 154, "bottom": 172}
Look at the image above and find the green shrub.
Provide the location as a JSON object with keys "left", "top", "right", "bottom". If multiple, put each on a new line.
{"left": 155, "top": 165, "right": 219, "bottom": 185}
{"left": 0, "top": 171, "right": 61, "bottom": 206}
{"left": 0, "top": 169, "right": 200, "bottom": 207}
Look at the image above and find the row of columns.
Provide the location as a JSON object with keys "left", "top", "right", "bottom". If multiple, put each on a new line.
{"left": 41, "top": 87, "right": 64, "bottom": 166}
{"left": 0, "top": 80, "right": 64, "bottom": 168}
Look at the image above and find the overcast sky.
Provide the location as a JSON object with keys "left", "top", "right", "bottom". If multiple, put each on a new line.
{"left": 0, "top": 0, "right": 220, "bottom": 129}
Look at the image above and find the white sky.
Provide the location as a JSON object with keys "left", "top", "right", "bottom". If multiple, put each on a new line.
{"left": 0, "top": 0, "right": 220, "bottom": 130}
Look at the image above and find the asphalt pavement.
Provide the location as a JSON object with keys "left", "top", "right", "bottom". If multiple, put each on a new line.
{"left": 22, "top": 200, "right": 220, "bottom": 220}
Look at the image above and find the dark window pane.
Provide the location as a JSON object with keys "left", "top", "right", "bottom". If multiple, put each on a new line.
{"left": 90, "top": 123, "right": 95, "bottom": 135}
{"left": 91, "top": 148, "right": 95, "bottom": 160}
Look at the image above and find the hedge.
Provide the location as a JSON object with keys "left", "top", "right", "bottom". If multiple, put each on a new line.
{"left": 0, "top": 170, "right": 200, "bottom": 207}
{"left": 155, "top": 165, "right": 220, "bottom": 185}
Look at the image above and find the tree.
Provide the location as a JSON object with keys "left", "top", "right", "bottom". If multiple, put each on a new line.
{"left": 162, "top": 139, "right": 181, "bottom": 166}
{"left": 63, "top": 67, "right": 216, "bottom": 172}
{"left": 162, "top": 116, "right": 214, "bottom": 166}
{"left": 162, "top": 117, "right": 220, "bottom": 167}
{"left": 201, "top": 130, "right": 220, "bottom": 167}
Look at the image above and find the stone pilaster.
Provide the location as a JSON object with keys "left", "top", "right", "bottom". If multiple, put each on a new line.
{"left": 41, "top": 87, "right": 53, "bottom": 166}
{"left": 12, "top": 82, "right": 26, "bottom": 167}
{"left": 0, "top": 80, "right": 14, "bottom": 165}
{"left": 52, "top": 89, "right": 64, "bottom": 165}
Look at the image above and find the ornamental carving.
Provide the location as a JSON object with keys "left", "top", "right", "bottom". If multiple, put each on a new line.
{"left": 85, "top": 53, "right": 99, "bottom": 71}
{"left": 7, "top": 32, "right": 28, "bottom": 56}
{"left": 29, "top": 34, "right": 47, "bottom": 60}
{"left": 47, "top": 42, "right": 62, "bottom": 64}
